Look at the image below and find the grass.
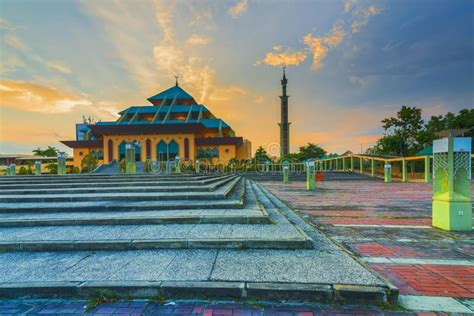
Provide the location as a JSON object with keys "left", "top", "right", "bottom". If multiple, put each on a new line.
{"left": 85, "top": 290, "right": 118, "bottom": 312}
{"left": 149, "top": 293, "right": 166, "bottom": 305}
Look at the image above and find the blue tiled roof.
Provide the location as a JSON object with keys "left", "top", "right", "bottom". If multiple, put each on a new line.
{"left": 118, "top": 105, "right": 209, "bottom": 115}
{"left": 96, "top": 118, "right": 230, "bottom": 129}
{"left": 147, "top": 85, "right": 194, "bottom": 101}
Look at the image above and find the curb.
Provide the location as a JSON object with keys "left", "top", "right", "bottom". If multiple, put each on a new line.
{"left": 0, "top": 281, "right": 389, "bottom": 304}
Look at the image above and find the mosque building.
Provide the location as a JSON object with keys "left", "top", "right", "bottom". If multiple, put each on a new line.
{"left": 61, "top": 79, "right": 252, "bottom": 169}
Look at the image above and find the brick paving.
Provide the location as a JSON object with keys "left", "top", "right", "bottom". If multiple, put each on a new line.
{"left": 0, "top": 299, "right": 451, "bottom": 315}
{"left": 371, "top": 265, "right": 474, "bottom": 298}
{"left": 262, "top": 178, "right": 474, "bottom": 307}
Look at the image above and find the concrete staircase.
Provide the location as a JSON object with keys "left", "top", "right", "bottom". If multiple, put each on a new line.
{"left": 0, "top": 174, "right": 311, "bottom": 251}
{"left": 0, "top": 173, "right": 397, "bottom": 304}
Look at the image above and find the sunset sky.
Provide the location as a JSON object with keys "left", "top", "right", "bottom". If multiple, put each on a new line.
{"left": 1, "top": 0, "right": 473, "bottom": 156}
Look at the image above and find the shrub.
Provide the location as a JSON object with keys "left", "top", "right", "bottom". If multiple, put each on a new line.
{"left": 45, "top": 163, "right": 57, "bottom": 174}
{"left": 81, "top": 153, "right": 98, "bottom": 173}
{"left": 119, "top": 159, "right": 126, "bottom": 173}
{"left": 71, "top": 166, "right": 80, "bottom": 174}
{"left": 18, "top": 166, "right": 28, "bottom": 175}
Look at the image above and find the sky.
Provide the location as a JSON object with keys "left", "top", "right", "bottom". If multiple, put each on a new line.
{"left": 0, "top": 0, "right": 473, "bottom": 156}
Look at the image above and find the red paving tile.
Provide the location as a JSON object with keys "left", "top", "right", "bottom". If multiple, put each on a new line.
{"left": 370, "top": 264, "right": 474, "bottom": 298}
{"left": 303, "top": 210, "right": 428, "bottom": 218}
{"left": 315, "top": 217, "right": 431, "bottom": 226}
{"left": 354, "top": 243, "right": 427, "bottom": 257}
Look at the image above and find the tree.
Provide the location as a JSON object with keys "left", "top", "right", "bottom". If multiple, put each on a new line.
{"left": 81, "top": 153, "right": 98, "bottom": 173}
{"left": 368, "top": 107, "right": 473, "bottom": 156}
{"left": 33, "top": 146, "right": 59, "bottom": 157}
{"left": 254, "top": 146, "right": 270, "bottom": 162}
{"left": 298, "top": 143, "right": 326, "bottom": 160}
{"left": 381, "top": 106, "right": 424, "bottom": 156}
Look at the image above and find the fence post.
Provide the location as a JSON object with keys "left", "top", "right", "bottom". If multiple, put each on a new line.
{"left": 384, "top": 162, "right": 392, "bottom": 183}
{"left": 424, "top": 156, "right": 430, "bottom": 183}
{"left": 282, "top": 161, "right": 289, "bottom": 184}
{"left": 125, "top": 144, "right": 136, "bottom": 174}
{"left": 306, "top": 160, "right": 316, "bottom": 191}
{"left": 432, "top": 137, "right": 472, "bottom": 231}
{"left": 57, "top": 153, "right": 66, "bottom": 175}
{"left": 35, "top": 161, "right": 41, "bottom": 175}
{"left": 402, "top": 159, "right": 407, "bottom": 182}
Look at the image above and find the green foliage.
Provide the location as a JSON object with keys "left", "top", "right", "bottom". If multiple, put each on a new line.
{"left": 254, "top": 146, "right": 270, "bottom": 163}
{"left": 144, "top": 159, "right": 153, "bottom": 173}
{"left": 71, "top": 166, "right": 80, "bottom": 174}
{"left": 45, "top": 163, "right": 57, "bottom": 174}
{"left": 282, "top": 143, "right": 326, "bottom": 162}
{"left": 85, "top": 290, "right": 118, "bottom": 312}
{"left": 18, "top": 166, "right": 28, "bottom": 175}
{"left": 369, "top": 107, "right": 473, "bottom": 156}
{"left": 297, "top": 143, "right": 326, "bottom": 160}
{"left": 119, "top": 159, "right": 126, "bottom": 173}
{"left": 380, "top": 106, "right": 424, "bottom": 156}
{"left": 32, "top": 146, "right": 58, "bottom": 157}
{"left": 81, "top": 153, "right": 98, "bottom": 173}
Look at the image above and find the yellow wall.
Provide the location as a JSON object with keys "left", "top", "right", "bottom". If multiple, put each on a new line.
{"left": 72, "top": 134, "right": 251, "bottom": 167}
{"left": 102, "top": 134, "right": 196, "bottom": 163}
{"left": 236, "top": 139, "right": 252, "bottom": 160}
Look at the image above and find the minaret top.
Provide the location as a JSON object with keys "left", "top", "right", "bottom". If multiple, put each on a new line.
{"left": 175, "top": 75, "right": 179, "bottom": 86}
{"left": 281, "top": 66, "right": 287, "bottom": 85}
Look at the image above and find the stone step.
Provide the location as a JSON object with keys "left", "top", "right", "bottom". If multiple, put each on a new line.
{"left": 0, "top": 177, "right": 241, "bottom": 203}
{"left": 0, "top": 181, "right": 312, "bottom": 251}
{"left": 0, "top": 208, "right": 269, "bottom": 227}
{"left": 0, "top": 179, "right": 266, "bottom": 226}
{"left": 0, "top": 175, "right": 236, "bottom": 195}
{"left": 0, "top": 178, "right": 246, "bottom": 213}
{"left": 0, "top": 174, "right": 220, "bottom": 185}
{"left": 0, "top": 175, "right": 231, "bottom": 190}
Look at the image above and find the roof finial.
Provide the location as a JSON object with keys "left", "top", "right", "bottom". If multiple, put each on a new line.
{"left": 282, "top": 66, "right": 286, "bottom": 80}
{"left": 175, "top": 75, "right": 179, "bottom": 86}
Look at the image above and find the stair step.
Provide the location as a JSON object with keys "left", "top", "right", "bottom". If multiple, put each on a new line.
{"left": 0, "top": 177, "right": 241, "bottom": 203}
{"left": 0, "top": 175, "right": 236, "bottom": 195}
{"left": 0, "top": 175, "right": 231, "bottom": 190}
{"left": 0, "top": 178, "right": 246, "bottom": 213}
{"left": 0, "top": 208, "right": 269, "bottom": 227}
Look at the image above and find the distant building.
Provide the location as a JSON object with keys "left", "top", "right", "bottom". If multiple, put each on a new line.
{"left": 61, "top": 81, "right": 252, "bottom": 169}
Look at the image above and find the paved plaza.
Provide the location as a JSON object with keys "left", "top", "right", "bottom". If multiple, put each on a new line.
{"left": 262, "top": 176, "right": 474, "bottom": 313}
{"left": 0, "top": 172, "right": 472, "bottom": 314}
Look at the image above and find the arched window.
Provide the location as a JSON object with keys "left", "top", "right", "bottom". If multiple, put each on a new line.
{"left": 118, "top": 141, "right": 127, "bottom": 161}
{"left": 157, "top": 140, "right": 167, "bottom": 161}
{"left": 184, "top": 138, "right": 190, "bottom": 160}
{"left": 212, "top": 148, "right": 219, "bottom": 158}
{"left": 168, "top": 140, "right": 179, "bottom": 160}
{"left": 145, "top": 139, "right": 151, "bottom": 159}
{"left": 107, "top": 139, "right": 114, "bottom": 162}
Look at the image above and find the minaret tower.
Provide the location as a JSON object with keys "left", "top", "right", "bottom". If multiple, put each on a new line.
{"left": 278, "top": 66, "right": 290, "bottom": 158}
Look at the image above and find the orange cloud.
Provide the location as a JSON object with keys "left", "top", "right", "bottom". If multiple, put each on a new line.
{"left": 351, "top": 4, "right": 382, "bottom": 33}
{"left": 4, "top": 34, "right": 25, "bottom": 51}
{"left": 257, "top": 49, "right": 307, "bottom": 67}
{"left": 228, "top": 0, "right": 248, "bottom": 18}
{"left": 0, "top": 80, "right": 91, "bottom": 113}
{"left": 187, "top": 34, "right": 211, "bottom": 45}
{"left": 303, "top": 23, "right": 345, "bottom": 71}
